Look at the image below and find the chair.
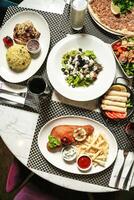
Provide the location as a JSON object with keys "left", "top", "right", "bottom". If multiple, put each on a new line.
{"left": 6, "top": 158, "right": 32, "bottom": 193}
{"left": 13, "top": 182, "right": 59, "bottom": 200}
{"left": 0, "top": 0, "right": 17, "bottom": 7}
{"left": 0, "top": 0, "right": 23, "bottom": 8}
{"left": 6, "top": 158, "right": 89, "bottom": 200}
{"left": 13, "top": 179, "right": 88, "bottom": 200}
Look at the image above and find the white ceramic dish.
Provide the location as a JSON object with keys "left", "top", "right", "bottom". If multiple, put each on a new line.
{"left": 38, "top": 115, "right": 118, "bottom": 175}
{"left": 0, "top": 11, "right": 50, "bottom": 83}
{"left": 62, "top": 145, "right": 77, "bottom": 162}
{"left": 76, "top": 154, "right": 92, "bottom": 172}
{"left": 47, "top": 34, "right": 116, "bottom": 101}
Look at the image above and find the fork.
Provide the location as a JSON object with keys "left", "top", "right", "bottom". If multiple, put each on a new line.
{"left": 114, "top": 150, "right": 128, "bottom": 188}
{"left": 0, "top": 88, "right": 26, "bottom": 98}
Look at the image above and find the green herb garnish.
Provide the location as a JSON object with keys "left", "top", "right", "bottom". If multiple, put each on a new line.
{"left": 126, "top": 98, "right": 133, "bottom": 108}
{"left": 113, "top": 0, "right": 134, "bottom": 14}
{"left": 48, "top": 135, "right": 61, "bottom": 149}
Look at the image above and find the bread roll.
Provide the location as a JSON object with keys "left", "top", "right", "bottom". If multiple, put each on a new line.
{"left": 102, "top": 99, "right": 126, "bottom": 108}
{"left": 104, "top": 95, "right": 127, "bottom": 102}
{"left": 101, "top": 104, "right": 127, "bottom": 113}
{"left": 107, "top": 90, "right": 130, "bottom": 97}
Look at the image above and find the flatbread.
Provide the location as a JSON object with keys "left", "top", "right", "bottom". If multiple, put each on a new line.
{"left": 88, "top": 0, "right": 134, "bottom": 36}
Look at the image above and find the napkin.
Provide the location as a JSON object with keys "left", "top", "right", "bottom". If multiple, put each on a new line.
{"left": 109, "top": 150, "right": 134, "bottom": 191}
{"left": 0, "top": 81, "right": 27, "bottom": 106}
{"left": 0, "top": 105, "right": 39, "bottom": 138}
{"left": 19, "top": 0, "right": 66, "bottom": 14}
{"left": 118, "top": 152, "right": 134, "bottom": 190}
{"left": 51, "top": 90, "right": 98, "bottom": 111}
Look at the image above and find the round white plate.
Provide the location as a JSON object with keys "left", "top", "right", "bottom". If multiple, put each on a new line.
{"left": 38, "top": 115, "right": 118, "bottom": 175}
{"left": 0, "top": 11, "right": 50, "bottom": 83}
{"left": 47, "top": 34, "right": 116, "bottom": 101}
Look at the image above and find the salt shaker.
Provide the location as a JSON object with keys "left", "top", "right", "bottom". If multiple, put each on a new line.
{"left": 70, "top": 0, "right": 87, "bottom": 30}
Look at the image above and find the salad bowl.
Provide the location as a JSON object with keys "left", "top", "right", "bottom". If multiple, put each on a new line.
{"left": 47, "top": 34, "right": 116, "bottom": 101}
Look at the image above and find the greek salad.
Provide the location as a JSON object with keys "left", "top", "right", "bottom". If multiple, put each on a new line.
{"left": 61, "top": 48, "right": 102, "bottom": 88}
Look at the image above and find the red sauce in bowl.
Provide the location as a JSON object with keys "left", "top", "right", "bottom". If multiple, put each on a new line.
{"left": 77, "top": 155, "right": 92, "bottom": 171}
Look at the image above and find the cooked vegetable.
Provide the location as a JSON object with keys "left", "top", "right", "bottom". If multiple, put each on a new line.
{"left": 61, "top": 48, "right": 102, "bottom": 88}
{"left": 112, "top": 0, "right": 134, "bottom": 14}
{"left": 112, "top": 36, "right": 134, "bottom": 77}
{"left": 126, "top": 98, "right": 133, "bottom": 108}
{"left": 48, "top": 135, "right": 61, "bottom": 149}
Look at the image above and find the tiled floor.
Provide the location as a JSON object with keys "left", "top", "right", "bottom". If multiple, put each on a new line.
{"left": 1, "top": 137, "right": 134, "bottom": 200}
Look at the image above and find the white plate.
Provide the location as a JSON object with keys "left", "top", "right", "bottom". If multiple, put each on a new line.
{"left": 0, "top": 11, "right": 50, "bottom": 83}
{"left": 38, "top": 115, "right": 118, "bottom": 175}
{"left": 47, "top": 34, "right": 116, "bottom": 101}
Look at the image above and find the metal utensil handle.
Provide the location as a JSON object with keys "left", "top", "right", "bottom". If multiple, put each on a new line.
{"left": 115, "top": 77, "right": 131, "bottom": 88}
{"left": 0, "top": 88, "right": 25, "bottom": 97}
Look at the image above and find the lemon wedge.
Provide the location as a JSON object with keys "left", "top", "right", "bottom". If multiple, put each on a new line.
{"left": 111, "top": 1, "right": 120, "bottom": 15}
{"left": 73, "top": 128, "right": 87, "bottom": 142}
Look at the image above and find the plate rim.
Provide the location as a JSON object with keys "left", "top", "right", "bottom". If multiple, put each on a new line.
{"left": 38, "top": 115, "right": 118, "bottom": 175}
{"left": 47, "top": 33, "right": 116, "bottom": 101}
{"left": 87, "top": 3, "right": 133, "bottom": 36}
{"left": 0, "top": 10, "right": 50, "bottom": 83}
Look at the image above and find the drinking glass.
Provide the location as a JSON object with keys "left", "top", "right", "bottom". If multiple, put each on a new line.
{"left": 70, "top": 0, "right": 87, "bottom": 30}
{"left": 27, "top": 75, "right": 50, "bottom": 108}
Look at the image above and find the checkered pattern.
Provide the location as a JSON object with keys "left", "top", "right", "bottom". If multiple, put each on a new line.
{"left": 2, "top": 5, "right": 134, "bottom": 189}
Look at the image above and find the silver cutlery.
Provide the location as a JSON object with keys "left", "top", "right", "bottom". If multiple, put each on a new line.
{"left": 109, "top": 150, "right": 134, "bottom": 190}
{"left": 0, "top": 88, "right": 26, "bottom": 98}
{"left": 109, "top": 150, "right": 125, "bottom": 188}
{"left": 115, "top": 150, "right": 129, "bottom": 188}
{"left": 118, "top": 151, "right": 134, "bottom": 190}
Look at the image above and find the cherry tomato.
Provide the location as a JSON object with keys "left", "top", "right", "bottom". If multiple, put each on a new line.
{"left": 117, "top": 46, "right": 124, "bottom": 53}
{"left": 112, "top": 41, "right": 121, "bottom": 51}
{"left": 3, "top": 36, "right": 13, "bottom": 48}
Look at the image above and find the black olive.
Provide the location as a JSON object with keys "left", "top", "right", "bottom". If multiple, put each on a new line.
{"left": 61, "top": 68, "right": 65, "bottom": 72}
{"left": 64, "top": 71, "right": 68, "bottom": 75}
{"left": 77, "top": 55, "right": 82, "bottom": 60}
{"left": 79, "top": 48, "right": 82, "bottom": 52}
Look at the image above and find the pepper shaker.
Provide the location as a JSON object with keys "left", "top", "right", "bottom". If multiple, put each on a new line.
{"left": 70, "top": 0, "right": 87, "bottom": 30}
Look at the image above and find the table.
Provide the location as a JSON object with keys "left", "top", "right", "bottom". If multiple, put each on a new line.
{"left": 0, "top": 0, "right": 133, "bottom": 193}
